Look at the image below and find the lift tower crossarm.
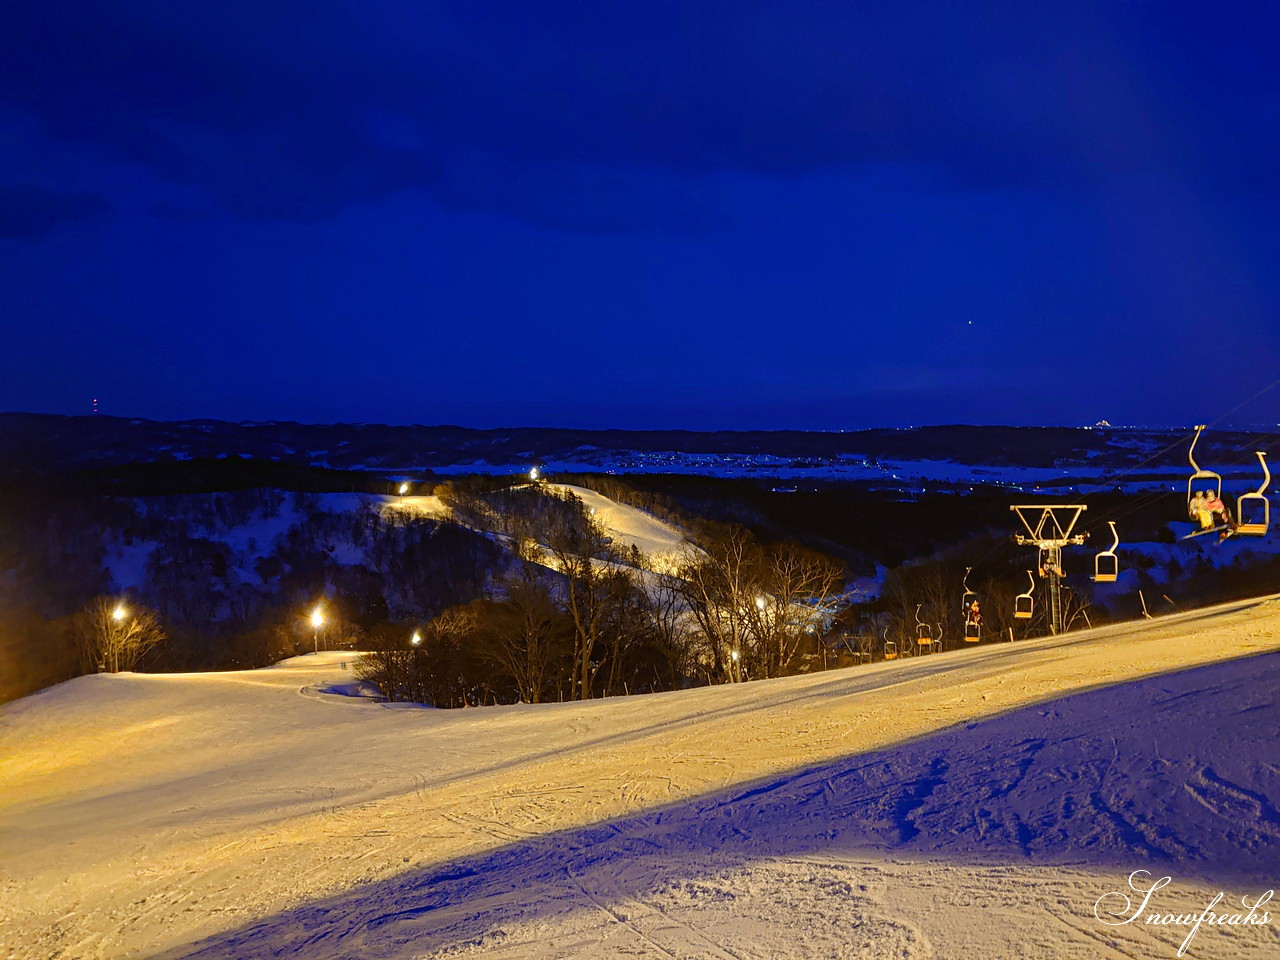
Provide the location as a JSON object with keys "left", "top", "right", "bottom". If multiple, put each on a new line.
{"left": 1009, "top": 505, "right": 1089, "bottom": 638}
{"left": 1010, "top": 504, "right": 1089, "bottom": 547}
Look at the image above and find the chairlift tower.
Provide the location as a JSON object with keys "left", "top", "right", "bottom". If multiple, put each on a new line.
{"left": 1010, "top": 505, "right": 1088, "bottom": 636}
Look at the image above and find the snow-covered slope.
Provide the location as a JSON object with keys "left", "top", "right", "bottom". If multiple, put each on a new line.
{"left": 381, "top": 483, "right": 691, "bottom": 570}
{"left": 379, "top": 493, "right": 452, "bottom": 521}
{"left": 544, "top": 482, "right": 690, "bottom": 566}
{"left": 3, "top": 600, "right": 1280, "bottom": 959}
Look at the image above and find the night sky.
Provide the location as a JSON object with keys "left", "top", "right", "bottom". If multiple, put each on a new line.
{"left": 3, "top": 2, "right": 1279, "bottom": 430}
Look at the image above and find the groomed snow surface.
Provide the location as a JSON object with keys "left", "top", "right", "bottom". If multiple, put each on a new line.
{"left": 4, "top": 599, "right": 1280, "bottom": 959}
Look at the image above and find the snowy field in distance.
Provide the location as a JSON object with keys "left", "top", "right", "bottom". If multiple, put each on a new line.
{"left": 3, "top": 599, "right": 1280, "bottom": 959}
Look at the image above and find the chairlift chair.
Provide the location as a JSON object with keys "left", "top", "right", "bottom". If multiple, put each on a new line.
{"left": 961, "top": 566, "right": 978, "bottom": 616}
{"left": 1185, "top": 424, "right": 1223, "bottom": 518}
{"left": 1092, "top": 521, "right": 1120, "bottom": 583}
{"left": 915, "top": 603, "right": 935, "bottom": 646}
{"left": 1014, "top": 570, "right": 1035, "bottom": 620}
{"left": 883, "top": 629, "right": 899, "bottom": 661}
{"left": 1235, "top": 451, "right": 1271, "bottom": 536}
{"left": 962, "top": 568, "right": 982, "bottom": 642}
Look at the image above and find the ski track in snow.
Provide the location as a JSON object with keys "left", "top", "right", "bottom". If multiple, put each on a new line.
{"left": 3, "top": 600, "right": 1280, "bottom": 959}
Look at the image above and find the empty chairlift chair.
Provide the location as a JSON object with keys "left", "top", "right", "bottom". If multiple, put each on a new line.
{"left": 915, "top": 604, "right": 935, "bottom": 647}
{"left": 1092, "top": 521, "right": 1120, "bottom": 583}
{"left": 1014, "top": 570, "right": 1035, "bottom": 620}
{"left": 1235, "top": 452, "right": 1271, "bottom": 536}
{"left": 883, "top": 629, "right": 899, "bottom": 661}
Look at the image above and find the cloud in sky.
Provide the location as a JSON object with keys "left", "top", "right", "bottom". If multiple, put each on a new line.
{"left": 3, "top": 1, "right": 1275, "bottom": 231}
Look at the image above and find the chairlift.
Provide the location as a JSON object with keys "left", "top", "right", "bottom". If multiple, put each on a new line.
{"left": 1235, "top": 451, "right": 1271, "bottom": 536}
{"left": 915, "top": 603, "right": 935, "bottom": 646}
{"left": 1014, "top": 570, "right": 1035, "bottom": 620}
{"left": 1092, "top": 521, "right": 1119, "bottom": 583}
{"left": 961, "top": 567, "right": 978, "bottom": 616}
{"left": 962, "top": 567, "right": 982, "bottom": 642}
{"left": 1185, "top": 424, "right": 1223, "bottom": 515}
{"left": 1037, "top": 546, "right": 1064, "bottom": 578}
{"left": 883, "top": 628, "right": 899, "bottom": 661}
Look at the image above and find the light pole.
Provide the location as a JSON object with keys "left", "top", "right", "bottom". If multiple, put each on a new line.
{"left": 410, "top": 630, "right": 425, "bottom": 702}
{"left": 398, "top": 482, "right": 409, "bottom": 496}
{"left": 310, "top": 606, "right": 325, "bottom": 654}
{"left": 111, "top": 603, "right": 127, "bottom": 673}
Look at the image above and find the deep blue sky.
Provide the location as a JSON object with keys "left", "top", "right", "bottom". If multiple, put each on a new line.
{"left": 3, "top": 1, "right": 1279, "bottom": 429}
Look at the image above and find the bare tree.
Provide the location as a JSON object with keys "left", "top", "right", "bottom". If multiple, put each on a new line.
{"left": 640, "top": 570, "right": 695, "bottom": 688}
{"left": 478, "top": 570, "right": 568, "bottom": 703}
{"left": 422, "top": 603, "right": 480, "bottom": 707}
{"left": 881, "top": 560, "right": 960, "bottom": 656}
{"left": 676, "top": 527, "right": 844, "bottom": 683}
{"left": 597, "top": 568, "right": 651, "bottom": 696}
{"left": 79, "top": 597, "right": 166, "bottom": 673}
{"left": 675, "top": 527, "right": 757, "bottom": 683}
{"left": 747, "top": 542, "right": 844, "bottom": 678}
{"left": 545, "top": 507, "right": 616, "bottom": 700}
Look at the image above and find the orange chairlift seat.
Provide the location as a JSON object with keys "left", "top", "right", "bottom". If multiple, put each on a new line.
{"left": 915, "top": 603, "right": 936, "bottom": 647}
{"left": 1014, "top": 570, "right": 1035, "bottom": 620}
{"left": 1092, "top": 521, "right": 1119, "bottom": 583}
{"left": 1235, "top": 451, "right": 1271, "bottom": 536}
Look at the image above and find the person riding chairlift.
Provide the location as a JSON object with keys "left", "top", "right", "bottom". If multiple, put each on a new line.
{"left": 1190, "top": 490, "right": 1213, "bottom": 530}
{"left": 1204, "top": 491, "right": 1235, "bottom": 541}
{"left": 967, "top": 600, "right": 982, "bottom": 625}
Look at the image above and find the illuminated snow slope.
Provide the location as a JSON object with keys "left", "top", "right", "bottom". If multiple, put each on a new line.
{"left": 381, "top": 483, "right": 690, "bottom": 566}
{"left": 543, "top": 483, "right": 690, "bottom": 566}
{"left": 3, "top": 600, "right": 1280, "bottom": 959}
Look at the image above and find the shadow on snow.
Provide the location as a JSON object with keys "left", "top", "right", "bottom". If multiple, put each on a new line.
{"left": 163, "top": 651, "right": 1280, "bottom": 959}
